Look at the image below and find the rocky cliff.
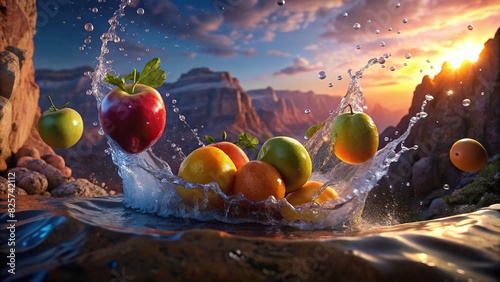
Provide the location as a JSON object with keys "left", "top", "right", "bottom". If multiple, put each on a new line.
{"left": 365, "top": 28, "right": 500, "bottom": 221}
{"left": 0, "top": 0, "right": 54, "bottom": 172}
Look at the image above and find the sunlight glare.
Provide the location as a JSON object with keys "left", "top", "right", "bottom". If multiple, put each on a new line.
{"left": 444, "top": 41, "right": 483, "bottom": 68}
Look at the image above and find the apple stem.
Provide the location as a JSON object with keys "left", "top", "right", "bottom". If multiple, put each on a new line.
{"left": 47, "top": 96, "right": 69, "bottom": 111}
{"left": 346, "top": 104, "right": 353, "bottom": 114}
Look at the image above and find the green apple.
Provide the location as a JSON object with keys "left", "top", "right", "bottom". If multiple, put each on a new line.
{"left": 257, "top": 136, "right": 312, "bottom": 193}
{"left": 330, "top": 104, "right": 379, "bottom": 164}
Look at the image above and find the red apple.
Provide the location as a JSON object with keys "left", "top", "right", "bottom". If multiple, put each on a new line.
{"left": 100, "top": 58, "right": 167, "bottom": 154}
{"left": 99, "top": 84, "right": 166, "bottom": 154}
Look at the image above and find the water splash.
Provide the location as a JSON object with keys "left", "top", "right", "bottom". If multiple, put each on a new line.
{"left": 87, "top": 1, "right": 428, "bottom": 230}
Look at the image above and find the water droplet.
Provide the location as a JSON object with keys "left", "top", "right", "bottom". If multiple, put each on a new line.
{"left": 84, "top": 23, "right": 94, "bottom": 32}
{"left": 84, "top": 37, "right": 91, "bottom": 44}
{"left": 380, "top": 41, "right": 386, "bottom": 47}
{"left": 355, "top": 44, "right": 361, "bottom": 49}
{"left": 277, "top": 0, "right": 285, "bottom": 6}
{"left": 443, "top": 184, "right": 449, "bottom": 190}
{"left": 120, "top": 26, "right": 126, "bottom": 32}
{"left": 395, "top": 3, "right": 401, "bottom": 8}
{"left": 419, "top": 69, "right": 423, "bottom": 73}
{"left": 118, "top": 47, "right": 124, "bottom": 51}
{"left": 467, "top": 24, "right": 473, "bottom": 31}
{"left": 145, "top": 122, "right": 150, "bottom": 125}
{"left": 430, "top": 66, "right": 434, "bottom": 69}
{"left": 98, "top": 128, "right": 104, "bottom": 135}
{"left": 145, "top": 28, "right": 149, "bottom": 32}
{"left": 480, "top": 91, "right": 484, "bottom": 96}
{"left": 329, "top": 110, "right": 334, "bottom": 115}
{"left": 342, "top": 12, "right": 348, "bottom": 17}
{"left": 161, "top": 178, "right": 168, "bottom": 183}
{"left": 425, "top": 94, "right": 434, "bottom": 101}
{"left": 384, "top": 137, "right": 389, "bottom": 141}
{"left": 367, "top": 19, "right": 372, "bottom": 23}
{"left": 136, "top": 57, "right": 142, "bottom": 61}
{"left": 417, "top": 112, "right": 428, "bottom": 118}
{"left": 172, "top": 99, "right": 177, "bottom": 104}
{"left": 405, "top": 53, "right": 411, "bottom": 59}
{"left": 419, "top": 201, "right": 423, "bottom": 206}
{"left": 378, "top": 57, "right": 386, "bottom": 64}
{"left": 304, "top": 109, "right": 311, "bottom": 114}
{"left": 91, "top": 7, "right": 98, "bottom": 13}
{"left": 137, "top": 8, "right": 144, "bottom": 15}
{"left": 426, "top": 59, "right": 431, "bottom": 63}
{"left": 79, "top": 46, "right": 84, "bottom": 51}
{"left": 328, "top": 82, "right": 334, "bottom": 87}
{"left": 397, "top": 29, "right": 401, "bottom": 34}
{"left": 387, "top": 27, "right": 392, "bottom": 31}
{"left": 375, "top": 29, "right": 380, "bottom": 34}
{"left": 381, "top": 64, "right": 386, "bottom": 68}
{"left": 390, "top": 66, "right": 396, "bottom": 71}
{"left": 403, "top": 63, "right": 408, "bottom": 66}
{"left": 383, "top": 53, "right": 390, "bottom": 58}
{"left": 447, "top": 90, "right": 453, "bottom": 96}
{"left": 317, "top": 70, "right": 327, "bottom": 80}
{"left": 86, "top": 90, "right": 92, "bottom": 95}
{"left": 165, "top": 93, "right": 170, "bottom": 97}
{"left": 406, "top": 182, "right": 410, "bottom": 186}
{"left": 303, "top": 135, "right": 308, "bottom": 140}
{"left": 353, "top": 23, "right": 361, "bottom": 30}
{"left": 337, "top": 75, "right": 342, "bottom": 80}
{"left": 179, "top": 115, "right": 186, "bottom": 122}
{"left": 394, "top": 130, "right": 399, "bottom": 135}
{"left": 402, "top": 18, "right": 408, "bottom": 24}
{"left": 462, "top": 99, "right": 471, "bottom": 107}
{"left": 92, "top": 121, "right": 98, "bottom": 126}
{"left": 173, "top": 108, "right": 179, "bottom": 113}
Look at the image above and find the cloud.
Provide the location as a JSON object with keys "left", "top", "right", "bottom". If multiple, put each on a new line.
{"left": 266, "top": 50, "right": 291, "bottom": 57}
{"left": 261, "top": 30, "right": 275, "bottom": 42}
{"left": 304, "top": 44, "right": 318, "bottom": 50}
{"left": 273, "top": 56, "right": 321, "bottom": 76}
{"left": 180, "top": 51, "right": 197, "bottom": 58}
{"left": 199, "top": 47, "right": 256, "bottom": 58}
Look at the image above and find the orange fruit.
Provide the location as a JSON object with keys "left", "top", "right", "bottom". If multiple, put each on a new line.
{"left": 285, "top": 181, "right": 338, "bottom": 206}
{"left": 232, "top": 160, "right": 286, "bottom": 201}
{"left": 449, "top": 138, "right": 488, "bottom": 172}
{"left": 207, "top": 141, "right": 249, "bottom": 169}
{"left": 176, "top": 146, "right": 236, "bottom": 206}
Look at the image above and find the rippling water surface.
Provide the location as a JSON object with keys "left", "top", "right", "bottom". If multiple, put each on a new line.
{"left": 1, "top": 196, "right": 498, "bottom": 281}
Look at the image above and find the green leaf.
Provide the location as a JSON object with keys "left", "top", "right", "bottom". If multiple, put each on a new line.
{"left": 102, "top": 73, "right": 126, "bottom": 92}
{"left": 236, "top": 132, "right": 258, "bottom": 150}
{"left": 135, "top": 58, "right": 166, "bottom": 88}
{"left": 222, "top": 131, "right": 227, "bottom": 141}
{"left": 204, "top": 135, "right": 216, "bottom": 144}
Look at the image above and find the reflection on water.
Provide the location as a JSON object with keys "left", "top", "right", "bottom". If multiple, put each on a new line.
{"left": 1, "top": 195, "right": 498, "bottom": 281}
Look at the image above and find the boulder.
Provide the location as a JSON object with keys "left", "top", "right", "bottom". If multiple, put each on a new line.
{"left": 16, "top": 156, "right": 68, "bottom": 190}
{"left": 15, "top": 145, "right": 40, "bottom": 160}
{"left": 41, "top": 154, "right": 65, "bottom": 171}
{"left": 16, "top": 170, "right": 48, "bottom": 195}
{"left": 51, "top": 179, "right": 109, "bottom": 198}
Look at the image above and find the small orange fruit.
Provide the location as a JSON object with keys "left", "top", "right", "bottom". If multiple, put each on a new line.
{"left": 286, "top": 181, "right": 338, "bottom": 206}
{"left": 207, "top": 141, "right": 249, "bottom": 169}
{"left": 232, "top": 160, "right": 286, "bottom": 201}
{"left": 449, "top": 138, "right": 488, "bottom": 172}
{"left": 176, "top": 146, "right": 236, "bottom": 206}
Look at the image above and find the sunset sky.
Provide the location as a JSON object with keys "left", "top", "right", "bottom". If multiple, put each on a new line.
{"left": 34, "top": 0, "right": 500, "bottom": 112}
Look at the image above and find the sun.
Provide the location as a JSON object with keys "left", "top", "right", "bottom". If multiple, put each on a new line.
{"left": 444, "top": 41, "right": 483, "bottom": 68}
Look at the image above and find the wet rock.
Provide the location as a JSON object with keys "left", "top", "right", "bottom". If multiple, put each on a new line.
{"left": 42, "top": 191, "right": 51, "bottom": 197}
{"left": 0, "top": 174, "right": 27, "bottom": 195}
{"left": 14, "top": 187, "right": 27, "bottom": 195}
{"left": 422, "top": 198, "right": 448, "bottom": 219}
{"left": 16, "top": 170, "right": 48, "bottom": 195}
{"left": 51, "top": 179, "right": 109, "bottom": 198}
{"left": 16, "top": 156, "right": 68, "bottom": 190}
{"left": 41, "top": 154, "right": 65, "bottom": 171}
{"left": 16, "top": 145, "right": 40, "bottom": 160}
{"left": 61, "top": 166, "right": 72, "bottom": 178}
{"left": 0, "top": 176, "right": 9, "bottom": 193}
